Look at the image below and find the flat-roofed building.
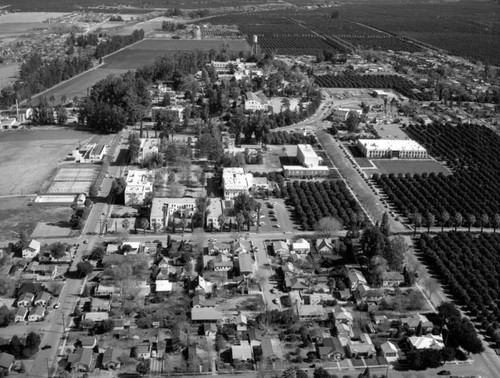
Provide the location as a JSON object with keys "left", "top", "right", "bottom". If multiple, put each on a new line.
{"left": 357, "top": 139, "right": 428, "bottom": 159}
{"left": 222, "top": 168, "right": 253, "bottom": 200}
{"left": 283, "top": 144, "right": 330, "bottom": 178}
{"left": 151, "top": 105, "right": 185, "bottom": 122}
{"left": 139, "top": 138, "right": 160, "bottom": 163}
{"left": 150, "top": 197, "right": 197, "bottom": 230}
{"left": 297, "top": 144, "right": 320, "bottom": 168}
{"left": 206, "top": 198, "right": 223, "bottom": 230}
{"left": 124, "top": 170, "right": 153, "bottom": 206}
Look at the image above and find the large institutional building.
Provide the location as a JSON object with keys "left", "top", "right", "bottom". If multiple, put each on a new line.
{"left": 357, "top": 139, "right": 428, "bottom": 159}
{"left": 222, "top": 168, "right": 254, "bottom": 200}
{"left": 124, "top": 170, "right": 153, "bottom": 206}
{"left": 283, "top": 144, "right": 330, "bottom": 177}
{"left": 150, "top": 197, "right": 197, "bottom": 230}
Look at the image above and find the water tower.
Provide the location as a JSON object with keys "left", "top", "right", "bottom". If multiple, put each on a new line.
{"left": 251, "top": 34, "right": 260, "bottom": 55}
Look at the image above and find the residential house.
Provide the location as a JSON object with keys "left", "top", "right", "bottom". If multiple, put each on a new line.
{"left": 382, "top": 271, "right": 404, "bottom": 287}
{"left": 191, "top": 307, "right": 223, "bottom": 323}
{"left": 297, "top": 305, "right": 326, "bottom": 320}
{"left": 334, "top": 308, "right": 354, "bottom": 326}
{"left": 346, "top": 339, "right": 376, "bottom": 359}
{"left": 236, "top": 314, "right": 248, "bottom": 332}
{"left": 136, "top": 341, "right": 151, "bottom": 359}
{"left": 380, "top": 341, "right": 398, "bottom": 362}
{"left": 355, "top": 284, "right": 385, "bottom": 305}
{"left": 122, "top": 242, "right": 141, "bottom": 255}
{"left": 315, "top": 239, "right": 334, "bottom": 255}
{"left": 0, "top": 352, "right": 15, "bottom": 374}
{"left": 203, "top": 323, "right": 217, "bottom": 337}
{"left": 91, "top": 298, "right": 111, "bottom": 312}
{"left": 232, "top": 239, "right": 249, "bottom": 254}
{"left": 102, "top": 348, "right": 121, "bottom": 370}
{"left": 316, "top": 337, "right": 345, "bottom": 360}
{"left": 238, "top": 253, "right": 255, "bottom": 276}
{"left": 34, "top": 292, "right": 51, "bottom": 307}
{"left": 68, "top": 348, "right": 94, "bottom": 372}
{"left": 231, "top": 341, "right": 253, "bottom": 361}
{"left": 336, "top": 323, "right": 353, "bottom": 339}
{"left": 22, "top": 239, "right": 40, "bottom": 259}
{"left": 212, "top": 254, "right": 233, "bottom": 271}
{"left": 192, "top": 294, "right": 216, "bottom": 308}
{"left": 408, "top": 334, "right": 444, "bottom": 350}
{"left": 193, "top": 276, "right": 213, "bottom": 295}
{"left": 292, "top": 238, "right": 310, "bottom": 254}
{"left": 144, "top": 242, "right": 158, "bottom": 255}
{"left": 17, "top": 292, "right": 34, "bottom": 307}
{"left": 273, "top": 241, "right": 289, "bottom": 257}
{"left": 24, "top": 262, "right": 59, "bottom": 279}
{"left": 155, "top": 279, "right": 173, "bottom": 293}
{"left": 260, "top": 338, "right": 284, "bottom": 362}
{"left": 83, "top": 312, "right": 109, "bottom": 323}
{"left": 348, "top": 268, "right": 367, "bottom": 291}
{"left": 401, "top": 314, "right": 433, "bottom": 333}
{"left": 80, "top": 336, "right": 97, "bottom": 349}
{"left": 28, "top": 306, "right": 44, "bottom": 322}
{"left": 94, "top": 284, "right": 116, "bottom": 297}
{"left": 15, "top": 307, "right": 28, "bottom": 322}
{"left": 106, "top": 243, "right": 119, "bottom": 255}
{"left": 285, "top": 277, "right": 308, "bottom": 291}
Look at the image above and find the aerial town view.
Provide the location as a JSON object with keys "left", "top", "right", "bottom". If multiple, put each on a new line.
{"left": 0, "top": 0, "right": 499, "bottom": 377}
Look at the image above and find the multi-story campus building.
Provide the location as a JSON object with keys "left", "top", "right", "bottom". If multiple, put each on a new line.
{"left": 357, "top": 139, "right": 428, "bottom": 159}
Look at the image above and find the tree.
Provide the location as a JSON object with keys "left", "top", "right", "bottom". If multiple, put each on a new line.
{"left": 384, "top": 235, "right": 406, "bottom": 271}
{"left": 467, "top": 214, "right": 476, "bottom": 232}
{"left": 426, "top": 213, "right": 435, "bottom": 233}
{"left": 140, "top": 218, "right": 149, "bottom": 234}
{"left": 453, "top": 212, "right": 463, "bottom": 232}
{"left": 235, "top": 212, "right": 245, "bottom": 233}
{"left": 413, "top": 212, "right": 422, "bottom": 236}
{"left": 314, "top": 216, "right": 342, "bottom": 239}
{"left": 256, "top": 202, "right": 262, "bottom": 233}
{"left": 136, "top": 359, "right": 150, "bottom": 375}
{"left": 90, "top": 247, "right": 105, "bottom": 260}
{"left": 492, "top": 213, "right": 500, "bottom": 233}
{"left": 49, "top": 242, "right": 67, "bottom": 259}
{"left": 195, "top": 195, "right": 211, "bottom": 229}
{"left": 9, "top": 335, "right": 23, "bottom": 358}
{"left": 76, "top": 261, "right": 94, "bottom": 277}
{"left": 313, "top": 367, "right": 330, "bottom": 378}
{"left": 88, "top": 183, "right": 98, "bottom": 198}
{"left": 56, "top": 105, "right": 68, "bottom": 125}
{"left": 480, "top": 213, "right": 489, "bottom": 233}
{"left": 23, "top": 332, "right": 41, "bottom": 358}
{"left": 0, "top": 305, "right": 12, "bottom": 327}
{"left": 346, "top": 110, "right": 360, "bottom": 133}
{"left": 440, "top": 210, "right": 450, "bottom": 232}
{"left": 218, "top": 213, "right": 226, "bottom": 232}
{"left": 422, "top": 276, "right": 439, "bottom": 300}
{"left": 380, "top": 212, "right": 390, "bottom": 236}
{"left": 122, "top": 218, "right": 130, "bottom": 231}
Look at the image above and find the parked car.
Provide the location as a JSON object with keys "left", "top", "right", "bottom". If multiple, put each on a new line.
{"left": 437, "top": 371, "right": 451, "bottom": 376}
{"left": 41, "top": 345, "right": 51, "bottom": 350}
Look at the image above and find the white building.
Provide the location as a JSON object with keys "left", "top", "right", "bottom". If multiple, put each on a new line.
{"left": 151, "top": 105, "right": 185, "bottom": 122}
{"left": 150, "top": 197, "right": 197, "bottom": 230}
{"left": 222, "top": 168, "right": 253, "bottom": 200}
{"left": 70, "top": 143, "right": 107, "bottom": 163}
{"left": 244, "top": 92, "right": 268, "bottom": 112}
{"left": 357, "top": 139, "right": 428, "bottom": 159}
{"left": 206, "top": 198, "right": 224, "bottom": 229}
{"left": 22, "top": 240, "right": 41, "bottom": 259}
{"left": 139, "top": 138, "right": 160, "bottom": 163}
{"left": 124, "top": 170, "right": 153, "bottom": 206}
{"left": 283, "top": 144, "right": 330, "bottom": 178}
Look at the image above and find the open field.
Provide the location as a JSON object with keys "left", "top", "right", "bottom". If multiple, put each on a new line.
{"left": 0, "top": 197, "right": 75, "bottom": 242}
{"left": 31, "top": 67, "right": 129, "bottom": 103}
{"left": 0, "top": 12, "right": 67, "bottom": 22}
{"left": 102, "top": 38, "right": 250, "bottom": 69}
{"left": 370, "top": 159, "right": 451, "bottom": 176}
{"left": 0, "top": 128, "right": 95, "bottom": 196}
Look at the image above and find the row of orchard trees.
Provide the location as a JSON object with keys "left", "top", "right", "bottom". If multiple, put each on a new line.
{"left": 409, "top": 210, "right": 500, "bottom": 234}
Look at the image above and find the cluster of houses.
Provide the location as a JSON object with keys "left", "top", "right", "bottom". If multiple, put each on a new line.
{"left": 14, "top": 290, "right": 52, "bottom": 323}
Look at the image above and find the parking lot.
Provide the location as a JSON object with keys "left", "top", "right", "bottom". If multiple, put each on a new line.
{"left": 253, "top": 198, "right": 296, "bottom": 234}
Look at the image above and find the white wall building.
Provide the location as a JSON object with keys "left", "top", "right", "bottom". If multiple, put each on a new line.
{"left": 283, "top": 144, "right": 330, "bottom": 178}
{"left": 297, "top": 144, "right": 320, "bottom": 168}
{"left": 70, "top": 143, "right": 107, "bottom": 163}
{"left": 139, "top": 138, "right": 160, "bottom": 163}
{"left": 151, "top": 105, "right": 185, "bottom": 122}
{"left": 222, "top": 168, "right": 253, "bottom": 200}
{"left": 150, "top": 197, "right": 197, "bottom": 230}
{"left": 244, "top": 92, "right": 268, "bottom": 112}
{"left": 124, "top": 170, "right": 153, "bottom": 206}
{"left": 357, "top": 139, "right": 428, "bottom": 159}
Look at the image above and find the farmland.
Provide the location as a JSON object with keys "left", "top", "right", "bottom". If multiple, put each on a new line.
{"left": 337, "top": 2, "right": 500, "bottom": 65}
{"left": 370, "top": 159, "right": 450, "bottom": 176}
{"left": 419, "top": 232, "right": 500, "bottom": 339}
{"left": 373, "top": 124, "right": 500, "bottom": 226}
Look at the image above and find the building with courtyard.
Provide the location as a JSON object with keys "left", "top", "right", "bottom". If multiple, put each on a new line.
{"left": 124, "top": 170, "right": 153, "bottom": 206}
{"left": 222, "top": 168, "right": 254, "bottom": 200}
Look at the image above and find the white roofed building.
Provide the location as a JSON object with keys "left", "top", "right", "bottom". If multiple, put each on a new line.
{"left": 124, "top": 170, "right": 153, "bottom": 206}
{"left": 357, "top": 139, "right": 428, "bottom": 159}
{"left": 150, "top": 197, "right": 197, "bottom": 230}
{"left": 139, "top": 138, "right": 160, "bottom": 163}
{"left": 297, "top": 144, "right": 320, "bottom": 168}
{"left": 222, "top": 168, "right": 253, "bottom": 200}
{"left": 283, "top": 144, "right": 330, "bottom": 178}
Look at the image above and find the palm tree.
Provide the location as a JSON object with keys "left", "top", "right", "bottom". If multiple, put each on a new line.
{"left": 218, "top": 214, "right": 226, "bottom": 232}
{"left": 61, "top": 95, "right": 67, "bottom": 105}
{"left": 467, "top": 214, "right": 476, "bottom": 232}
{"left": 121, "top": 219, "right": 130, "bottom": 231}
{"left": 492, "top": 214, "right": 500, "bottom": 233}
{"left": 180, "top": 216, "right": 188, "bottom": 234}
{"left": 426, "top": 213, "right": 435, "bottom": 234}
{"left": 480, "top": 214, "right": 489, "bottom": 233}
{"left": 440, "top": 211, "right": 450, "bottom": 232}
{"left": 256, "top": 203, "right": 262, "bottom": 233}
{"left": 453, "top": 212, "right": 463, "bottom": 232}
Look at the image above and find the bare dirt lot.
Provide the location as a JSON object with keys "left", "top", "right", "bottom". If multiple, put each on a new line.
{"left": 0, "top": 128, "right": 95, "bottom": 196}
